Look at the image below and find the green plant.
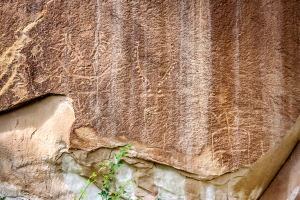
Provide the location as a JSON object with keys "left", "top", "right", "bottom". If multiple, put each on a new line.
{"left": 0, "top": 196, "right": 6, "bottom": 200}
{"left": 74, "top": 144, "right": 135, "bottom": 200}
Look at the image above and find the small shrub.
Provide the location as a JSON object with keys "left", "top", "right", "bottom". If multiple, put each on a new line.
{"left": 74, "top": 144, "right": 143, "bottom": 200}
{"left": 1, "top": 145, "right": 162, "bottom": 200}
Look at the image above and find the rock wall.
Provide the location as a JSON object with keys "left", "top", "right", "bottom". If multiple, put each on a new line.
{"left": 260, "top": 141, "right": 300, "bottom": 200}
{"left": 0, "top": 0, "right": 300, "bottom": 199}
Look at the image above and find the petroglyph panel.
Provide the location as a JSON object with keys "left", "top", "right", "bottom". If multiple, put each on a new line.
{"left": 0, "top": 0, "right": 300, "bottom": 178}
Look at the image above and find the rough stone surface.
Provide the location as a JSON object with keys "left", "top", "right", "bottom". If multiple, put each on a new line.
{"left": 260, "top": 141, "right": 300, "bottom": 200}
{"left": 0, "top": 96, "right": 75, "bottom": 199}
{"left": 1, "top": 0, "right": 300, "bottom": 176}
{"left": 1, "top": 0, "right": 300, "bottom": 199}
{"left": 0, "top": 96, "right": 300, "bottom": 199}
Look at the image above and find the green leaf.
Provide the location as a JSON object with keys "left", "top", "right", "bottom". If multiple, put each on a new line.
{"left": 74, "top": 143, "right": 133, "bottom": 200}
{"left": 91, "top": 172, "right": 97, "bottom": 177}
{"left": 99, "top": 166, "right": 106, "bottom": 171}
{"left": 103, "top": 175, "right": 110, "bottom": 179}
{"left": 111, "top": 178, "right": 116, "bottom": 182}
{"left": 99, "top": 190, "right": 109, "bottom": 199}
{"left": 115, "top": 154, "right": 122, "bottom": 161}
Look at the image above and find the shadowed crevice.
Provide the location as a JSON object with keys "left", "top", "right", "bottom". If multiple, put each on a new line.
{"left": 0, "top": 93, "right": 66, "bottom": 115}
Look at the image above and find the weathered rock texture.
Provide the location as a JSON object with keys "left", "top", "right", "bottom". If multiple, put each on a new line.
{"left": 1, "top": 0, "right": 300, "bottom": 199}
{"left": 0, "top": 96, "right": 300, "bottom": 200}
{"left": 260, "top": 141, "right": 300, "bottom": 200}
{"left": 0, "top": 96, "right": 75, "bottom": 199}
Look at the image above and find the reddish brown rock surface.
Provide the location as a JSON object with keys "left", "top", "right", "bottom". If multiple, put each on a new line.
{"left": 1, "top": 0, "right": 300, "bottom": 181}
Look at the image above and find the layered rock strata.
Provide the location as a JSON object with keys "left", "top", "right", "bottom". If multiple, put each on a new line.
{"left": 0, "top": 96, "right": 300, "bottom": 199}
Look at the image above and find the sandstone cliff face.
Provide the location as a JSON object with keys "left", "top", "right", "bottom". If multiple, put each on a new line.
{"left": 0, "top": 0, "right": 300, "bottom": 199}
{"left": 260, "top": 141, "right": 300, "bottom": 200}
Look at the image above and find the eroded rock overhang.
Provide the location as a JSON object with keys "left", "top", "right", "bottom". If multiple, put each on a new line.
{"left": 0, "top": 96, "right": 300, "bottom": 199}
{"left": 1, "top": 0, "right": 300, "bottom": 199}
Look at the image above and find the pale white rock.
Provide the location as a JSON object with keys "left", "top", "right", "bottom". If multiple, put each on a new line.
{"left": 286, "top": 186, "right": 300, "bottom": 200}
{"left": 63, "top": 172, "right": 102, "bottom": 200}
{"left": 115, "top": 162, "right": 136, "bottom": 200}
{"left": 0, "top": 183, "right": 24, "bottom": 199}
{"left": 154, "top": 164, "right": 185, "bottom": 200}
{"left": 205, "top": 185, "right": 216, "bottom": 200}
{"left": 61, "top": 154, "right": 84, "bottom": 175}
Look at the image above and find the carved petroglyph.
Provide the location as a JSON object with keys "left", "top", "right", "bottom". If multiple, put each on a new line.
{"left": 31, "top": 44, "right": 43, "bottom": 61}
{"left": 0, "top": 0, "right": 54, "bottom": 97}
{"left": 0, "top": 2, "right": 300, "bottom": 194}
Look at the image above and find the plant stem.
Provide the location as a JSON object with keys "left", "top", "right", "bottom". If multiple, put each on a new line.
{"left": 78, "top": 182, "right": 91, "bottom": 200}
